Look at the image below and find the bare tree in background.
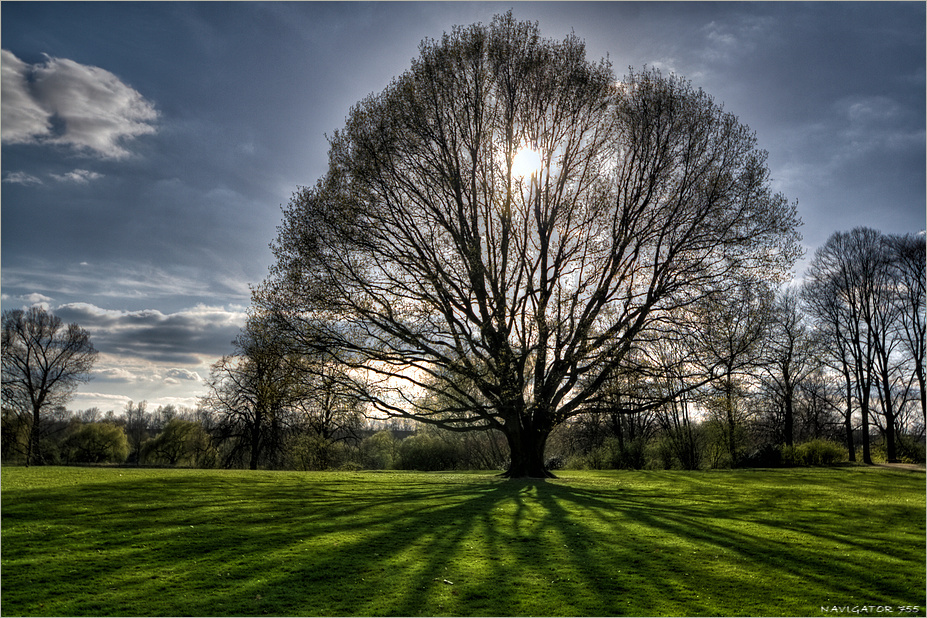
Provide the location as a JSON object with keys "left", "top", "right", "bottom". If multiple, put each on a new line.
{"left": 890, "top": 233, "right": 926, "bottom": 422}
{"left": 124, "top": 400, "right": 149, "bottom": 464}
{"left": 202, "top": 314, "right": 299, "bottom": 470}
{"left": 762, "top": 287, "right": 820, "bottom": 447}
{"left": 693, "top": 278, "right": 774, "bottom": 464}
{"left": 804, "top": 228, "right": 903, "bottom": 463}
{"left": 2, "top": 307, "right": 97, "bottom": 466}
{"left": 258, "top": 13, "right": 801, "bottom": 477}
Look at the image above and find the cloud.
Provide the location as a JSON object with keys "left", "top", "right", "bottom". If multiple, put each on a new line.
{"left": 19, "top": 292, "right": 54, "bottom": 305}
{"left": 0, "top": 50, "right": 50, "bottom": 142}
{"left": 50, "top": 169, "right": 104, "bottom": 183}
{"left": 95, "top": 367, "right": 139, "bottom": 383}
{"left": 71, "top": 392, "right": 133, "bottom": 404}
{"left": 54, "top": 302, "right": 247, "bottom": 365}
{"left": 2, "top": 260, "right": 250, "bottom": 307}
{"left": 2, "top": 171, "right": 43, "bottom": 185}
{"left": 1, "top": 49, "right": 158, "bottom": 158}
{"left": 165, "top": 368, "right": 202, "bottom": 382}
{"left": 698, "top": 13, "right": 780, "bottom": 68}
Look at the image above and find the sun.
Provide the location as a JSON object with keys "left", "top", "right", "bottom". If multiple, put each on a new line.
{"left": 511, "top": 146, "right": 542, "bottom": 178}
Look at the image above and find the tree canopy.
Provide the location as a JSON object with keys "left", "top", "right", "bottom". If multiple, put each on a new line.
{"left": 257, "top": 13, "right": 802, "bottom": 477}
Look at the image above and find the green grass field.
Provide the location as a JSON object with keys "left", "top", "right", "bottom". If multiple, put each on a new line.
{"left": 1, "top": 466, "right": 924, "bottom": 617}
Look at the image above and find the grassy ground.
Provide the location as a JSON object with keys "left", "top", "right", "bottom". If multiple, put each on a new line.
{"left": 1, "top": 466, "right": 924, "bottom": 617}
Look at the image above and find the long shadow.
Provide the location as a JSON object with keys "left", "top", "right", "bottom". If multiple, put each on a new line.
{"left": 1, "top": 468, "right": 924, "bottom": 616}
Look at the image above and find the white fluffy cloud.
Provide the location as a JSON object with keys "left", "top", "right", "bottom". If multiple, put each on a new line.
{"left": 1, "top": 49, "right": 158, "bottom": 158}
{"left": 0, "top": 50, "right": 50, "bottom": 142}
{"left": 19, "top": 292, "right": 54, "bottom": 305}
{"left": 165, "top": 368, "right": 203, "bottom": 382}
{"left": 49, "top": 169, "right": 105, "bottom": 183}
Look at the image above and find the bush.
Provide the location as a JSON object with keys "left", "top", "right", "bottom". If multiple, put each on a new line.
{"left": 871, "top": 435, "right": 926, "bottom": 464}
{"left": 782, "top": 440, "right": 846, "bottom": 467}
{"left": 895, "top": 434, "right": 926, "bottom": 464}
{"left": 742, "top": 444, "right": 784, "bottom": 468}
{"left": 397, "top": 433, "right": 461, "bottom": 471}
{"left": 544, "top": 455, "right": 565, "bottom": 471}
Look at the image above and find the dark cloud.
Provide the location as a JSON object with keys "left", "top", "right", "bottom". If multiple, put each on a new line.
{"left": 54, "top": 302, "right": 246, "bottom": 366}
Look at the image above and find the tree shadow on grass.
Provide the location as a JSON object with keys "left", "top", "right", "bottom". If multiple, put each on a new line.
{"left": 1, "top": 469, "right": 923, "bottom": 616}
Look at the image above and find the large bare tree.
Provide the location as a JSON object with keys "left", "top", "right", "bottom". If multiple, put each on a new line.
{"left": 258, "top": 14, "right": 801, "bottom": 477}
{"left": 1, "top": 306, "right": 97, "bottom": 465}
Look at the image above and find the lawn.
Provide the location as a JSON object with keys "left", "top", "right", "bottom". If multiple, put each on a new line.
{"left": 1, "top": 466, "right": 924, "bottom": 617}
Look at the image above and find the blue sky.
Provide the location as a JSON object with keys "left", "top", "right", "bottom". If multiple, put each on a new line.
{"left": 2, "top": 2, "right": 924, "bottom": 412}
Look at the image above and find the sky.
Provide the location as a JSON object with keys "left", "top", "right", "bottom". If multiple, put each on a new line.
{"left": 2, "top": 2, "right": 924, "bottom": 413}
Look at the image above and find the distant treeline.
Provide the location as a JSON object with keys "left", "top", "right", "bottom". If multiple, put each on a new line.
{"left": 2, "top": 399, "right": 922, "bottom": 471}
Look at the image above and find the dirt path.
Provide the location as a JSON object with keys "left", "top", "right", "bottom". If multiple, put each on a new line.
{"left": 873, "top": 462, "right": 925, "bottom": 471}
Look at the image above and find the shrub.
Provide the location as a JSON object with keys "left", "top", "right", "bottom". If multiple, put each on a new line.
{"left": 799, "top": 439, "right": 845, "bottom": 465}
{"left": 742, "top": 444, "right": 784, "bottom": 468}
{"left": 782, "top": 440, "right": 846, "bottom": 466}
{"left": 895, "top": 434, "right": 926, "bottom": 464}
{"left": 872, "top": 435, "right": 926, "bottom": 464}
{"left": 544, "top": 455, "right": 565, "bottom": 471}
{"left": 397, "top": 433, "right": 461, "bottom": 471}
{"left": 563, "top": 454, "right": 589, "bottom": 470}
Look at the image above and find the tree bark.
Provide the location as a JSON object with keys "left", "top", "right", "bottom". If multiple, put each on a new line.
{"left": 877, "top": 371, "right": 898, "bottom": 462}
{"left": 249, "top": 411, "right": 263, "bottom": 471}
{"left": 502, "top": 424, "right": 554, "bottom": 478}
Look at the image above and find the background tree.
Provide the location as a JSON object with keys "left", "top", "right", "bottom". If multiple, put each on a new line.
{"left": 257, "top": 14, "right": 801, "bottom": 477}
{"left": 693, "top": 278, "right": 774, "bottom": 465}
{"left": 802, "top": 269, "right": 858, "bottom": 461}
{"left": 290, "top": 358, "right": 364, "bottom": 461}
{"left": 649, "top": 336, "right": 705, "bottom": 470}
{"left": 2, "top": 307, "right": 98, "bottom": 466}
{"left": 124, "top": 400, "right": 149, "bottom": 464}
{"left": 804, "top": 228, "right": 886, "bottom": 464}
{"left": 61, "top": 421, "right": 129, "bottom": 464}
{"left": 142, "top": 417, "right": 210, "bottom": 466}
{"left": 889, "top": 233, "right": 926, "bottom": 422}
{"left": 202, "top": 314, "right": 301, "bottom": 470}
{"left": 762, "top": 287, "right": 820, "bottom": 447}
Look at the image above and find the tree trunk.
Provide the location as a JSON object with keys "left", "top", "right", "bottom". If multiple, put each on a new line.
{"left": 502, "top": 424, "right": 554, "bottom": 478}
{"left": 724, "top": 376, "right": 737, "bottom": 465}
{"left": 878, "top": 373, "right": 898, "bottom": 462}
{"left": 841, "top": 366, "right": 856, "bottom": 462}
{"left": 917, "top": 365, "right": 926, "bottom": 423}
{"left": 249, "top": 416, "right": 262, "bottom": 471}
{"left": 27, "top": 404, "right": 41, "bottom": 467}
{"left": 860, "top": 397, "right": 872, "bottom": 465}
{"left": 783, "top": 389, "right": 794, "bottom": 448}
